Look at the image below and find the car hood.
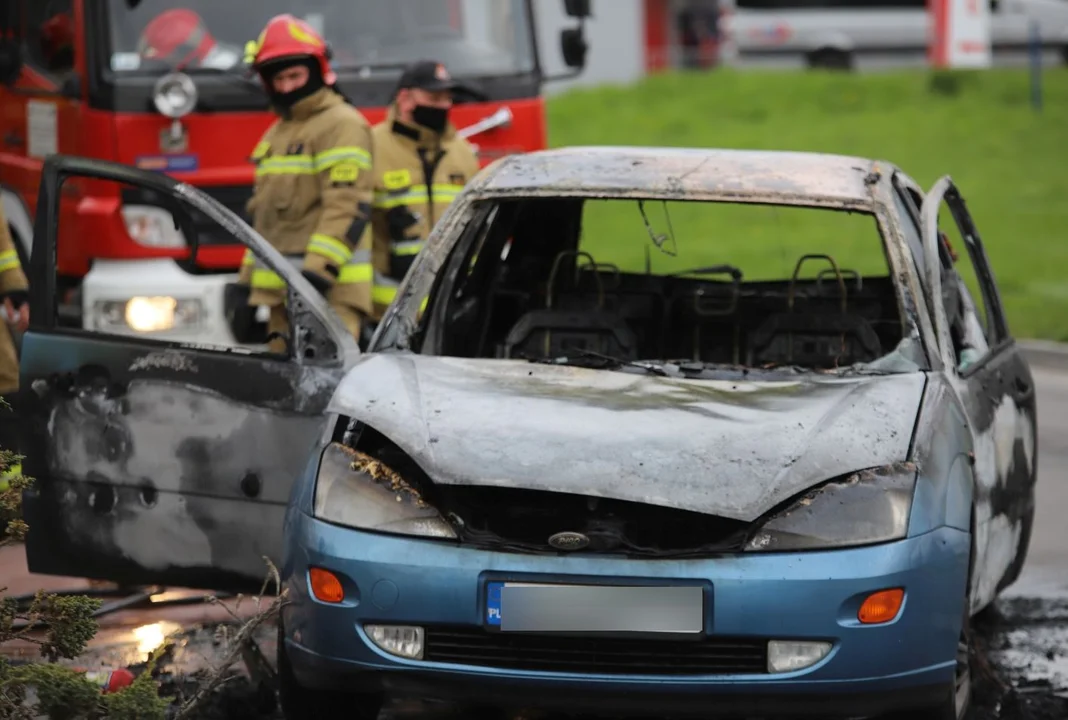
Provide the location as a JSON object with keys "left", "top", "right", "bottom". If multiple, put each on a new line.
{"left": 327, "top": 354, "right": 926, "bottom": 522}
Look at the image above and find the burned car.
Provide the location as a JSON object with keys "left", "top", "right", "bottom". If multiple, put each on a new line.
{"left": 18, "top": 149, "right": 1036, "bottom": 720}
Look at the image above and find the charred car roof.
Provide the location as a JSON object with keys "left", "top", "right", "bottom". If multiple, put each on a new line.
{"left": 466, "top": 146, "right": 890, "bottom": 207}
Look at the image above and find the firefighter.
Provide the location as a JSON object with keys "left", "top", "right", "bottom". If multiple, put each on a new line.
{"left": 40, "top": 12, "right": 75, "bottom": 72}
{"left": 0, "top": 205, "right": 29, "bottom": 492}
{"left": 237, "top": 14, "right": 375, "bottom": 353}
{"left": 369, "top": 60, "right": 481, "bottom": 319}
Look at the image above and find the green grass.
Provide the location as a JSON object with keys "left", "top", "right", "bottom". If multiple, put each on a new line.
{"left": 545, "top": 68, "right": 1068, "bottom": 341}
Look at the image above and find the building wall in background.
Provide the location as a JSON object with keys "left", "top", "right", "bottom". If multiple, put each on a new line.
{"left": 532, "top": 0, "right": 645, "bottom": 96}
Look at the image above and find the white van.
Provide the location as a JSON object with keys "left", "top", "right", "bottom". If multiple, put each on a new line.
{"left": 717, "top": 0, "right": 1068, "bottom": 69}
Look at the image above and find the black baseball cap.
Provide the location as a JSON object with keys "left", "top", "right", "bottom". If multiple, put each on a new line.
{"left": 397, "top": 60, "right": 461, "bottom": 92}
{"left": 395, "top": 59, "right": 486, "bottom": 100}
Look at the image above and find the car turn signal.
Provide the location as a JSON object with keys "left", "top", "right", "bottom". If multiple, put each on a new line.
{"left": 309, "top": 567, "right": 345, "bottom": 604}
{"left": 858, "top": 588, "right": 904, "bottom": 624}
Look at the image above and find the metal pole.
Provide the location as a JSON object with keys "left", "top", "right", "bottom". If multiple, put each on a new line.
{"left": 1029, "top": 19, "right": 1042, "bottom": 112}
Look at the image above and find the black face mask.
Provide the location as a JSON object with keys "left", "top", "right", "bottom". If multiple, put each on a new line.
{"left": 262, "top": 58, "right": 324, "bottom": 111}
{"left": 412, "top": 104, "right": 448, "bottom": 134}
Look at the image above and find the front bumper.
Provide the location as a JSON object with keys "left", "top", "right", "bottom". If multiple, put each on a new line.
{"left": 281, "top": 515, "right": 970, "bottom": 717}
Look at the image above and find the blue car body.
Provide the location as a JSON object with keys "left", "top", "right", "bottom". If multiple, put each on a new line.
{"left": 281, "top": 505, "right": 970, "bottom": 716}
{"left": 15, "top": 150, "right": 1037, "bottom": 719}
{"left": 271, "top": 150, "right": 1037, "bottom": 718}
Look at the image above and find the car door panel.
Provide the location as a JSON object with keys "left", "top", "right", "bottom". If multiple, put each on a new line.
{"left": 920, "top": 176, "right": 1038, "bottom": 613}
{"left": 20, "top": 156, "right": 356, "bottom": 593}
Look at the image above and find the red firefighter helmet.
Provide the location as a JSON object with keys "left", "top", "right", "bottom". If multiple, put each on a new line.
{"left": 138, "top": 9, "right": 216, "bottom": 68}
{"left": 246, "top": 14, "right": 335, "bottom": 84}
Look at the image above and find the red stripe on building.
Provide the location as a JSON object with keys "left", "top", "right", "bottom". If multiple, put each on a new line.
{"left": 928, "top": 0, "right": 949, "bottom": 67}
{"left": 644, "top": 0, "right": 670, "bottom": 73}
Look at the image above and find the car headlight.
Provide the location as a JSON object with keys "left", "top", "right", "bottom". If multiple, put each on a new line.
{"left": 122, "top": 205, "right": 186, "bottom": 248}
{"left": 93, "top": 297, "right": 203, "bottom": 333}
{"left": 313, "top": 442, "right": 456, "bottom": 539}
{"left": 744, "top": 463, "right": 917, "bottom": 552}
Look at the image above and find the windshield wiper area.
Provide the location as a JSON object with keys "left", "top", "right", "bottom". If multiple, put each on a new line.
{"left": 526, "top": 349, "right": 668, "bottom": 377}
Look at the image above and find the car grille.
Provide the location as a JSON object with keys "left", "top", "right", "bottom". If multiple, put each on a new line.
{"left": 434, "top": 485, "right": 751, "bottom": 557}
{"left": 422, "top": 626, "right": 768, "bottom": 675}
{"left": 121, "top": 185, "right": 253, "bottom": 248}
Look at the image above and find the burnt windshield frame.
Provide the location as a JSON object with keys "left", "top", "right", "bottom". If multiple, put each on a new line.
{"left": 84, "top": 0, "right": 543, "bottom": 113}
{"left": 404, "top": 193, "right": 930, "bottom": 373}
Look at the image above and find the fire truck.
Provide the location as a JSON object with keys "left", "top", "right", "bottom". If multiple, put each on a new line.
{"left": 0, "top": 0, "right": 591, "bottom": 347}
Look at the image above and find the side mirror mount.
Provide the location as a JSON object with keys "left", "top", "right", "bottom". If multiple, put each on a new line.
{"left": 564, "top": 0, "right": 591, "bottom": 18}
{"left": 560, "top": 27, "right": 588, "bottom": 70}
{"left": 0, "top": 40, "right": 23, "bottom": 85}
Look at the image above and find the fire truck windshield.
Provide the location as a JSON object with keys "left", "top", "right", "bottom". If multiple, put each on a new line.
{"left": 106, "top": 0, "right": 536, "bottom": 79}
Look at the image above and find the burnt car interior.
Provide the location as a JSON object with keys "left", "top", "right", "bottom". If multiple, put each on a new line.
{"left": 427, "top": 197, "right": 906, "bottom": 370}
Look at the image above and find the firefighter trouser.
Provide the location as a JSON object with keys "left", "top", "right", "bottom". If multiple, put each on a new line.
{"left": 0, "top": 322, "right": 21, "bottom": 492}
{"left": 245, "top": 251, "right": 370, "bottom": 352}
{"left": 265, "top": 301, "right": 364, "bottom": 354}
{"left": 372, "top": 270, "right": 431, "bottom": 322}
{"left": 0, "top": 322, "right": 17, "bottom": 394}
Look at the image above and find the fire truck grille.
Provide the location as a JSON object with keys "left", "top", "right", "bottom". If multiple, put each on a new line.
{"left": 120, "top": 185, "right": 253, "bottom": 248}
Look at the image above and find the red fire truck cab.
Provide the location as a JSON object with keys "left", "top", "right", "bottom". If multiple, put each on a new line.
{"left": 0, "top": 0, "right": 590, "bottom": 347}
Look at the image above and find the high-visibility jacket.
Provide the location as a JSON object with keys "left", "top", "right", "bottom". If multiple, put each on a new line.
{"left": 0, "top": 206, "right": 27, "bottom": 396}
{"left": 369, "top": 106, "right": 480, "bottom": 319}
{"left": 239, "top": 87, "right": 375, "bottom": 315}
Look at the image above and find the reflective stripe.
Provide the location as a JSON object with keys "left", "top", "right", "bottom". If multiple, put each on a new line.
{"left": 373, "top": 270, "right": 399, "bottom": 305}
{"left": 372, "top": 287, "right": 429, "bottom": 311}
{"left": 392, "top": 239, "right": 424, "bottom": 257}
{"left": 249, "top": 249, "right": 371, "bottom": 290}
{"left": 339, "top": 248, "right": 372, "bottom": 284}
{"left": 249, "top": 253, "right": 302, "bottom": 291}
{"left": 373, "top": 183, "right": 465, "bottom": 209}
{"left": 241, "top": 249, "right": 256, "bottom": 267}
{"left": 374, "top": 187, "right": 426, "bottom": 209}
{"left": 250, "top": 141, "right": 270, "bottom": 162}
{"left": 373, "top": 285, "right": 397, "bottom": 306}
{"left": 372, "top": 271, "right": 427, "bottom": 311}
{"left": 0, "top": 250, "right": 20, "bottom": 274}
{"left": 429, "top": 183, "right": 464, "bottom": 202}
{"left": 339, "top": 262, "right": 373, "bottom": 283}
{"left": 254, "top": 148, "right": 372, "bottom": 177}
{"left": 306, "top": 233, "right": 353, "bottom": 266}
{"left": 255, "top": 155, "right": 315, "bottom": 176}
{"left": 314, "top": 147, "right": 372, "bottom": 171}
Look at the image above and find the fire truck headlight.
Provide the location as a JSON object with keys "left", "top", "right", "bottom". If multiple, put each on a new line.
{"left": 122, "top": 205, "right": 187, "bottom": 249}
{"left": 152, "top": 72, "right": 198, "bottom": 119}
{"left": 93, "top": 297, "right": 203, "bottom": 333}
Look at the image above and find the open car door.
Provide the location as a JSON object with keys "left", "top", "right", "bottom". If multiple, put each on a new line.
{"left": 920, "top": 176, "right": 1037, "bottom": 613}
{"left": 18, "top": 156, "right": 359, "bottom": 593}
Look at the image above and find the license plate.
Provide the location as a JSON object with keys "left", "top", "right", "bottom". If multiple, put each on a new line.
{"left": 485, "top": 582, "right": 705, "bottom": 634}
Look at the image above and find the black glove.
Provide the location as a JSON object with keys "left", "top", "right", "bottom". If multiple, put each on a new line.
{"left": 301, "top": 270, "right": 333, "bottom": 298}
{"left": 359, "top": 318, "right": 378, "bottom": 352}
{"left": 223, "top": 282, "right": 268, "bottom": 345}
{"left": 2, "top": 291, "right": 28, "bottom": 311}
{"left": 385, "top": 205, "right": 420, "bottom": 243}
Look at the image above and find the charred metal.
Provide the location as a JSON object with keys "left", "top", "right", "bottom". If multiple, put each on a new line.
{"left": 17, "top": 149, "right": 1038, "bottom": 632}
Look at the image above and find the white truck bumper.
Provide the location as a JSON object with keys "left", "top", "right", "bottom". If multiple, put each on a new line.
{"left": 81, "top": 258, "right": 262, "bottom": 348}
